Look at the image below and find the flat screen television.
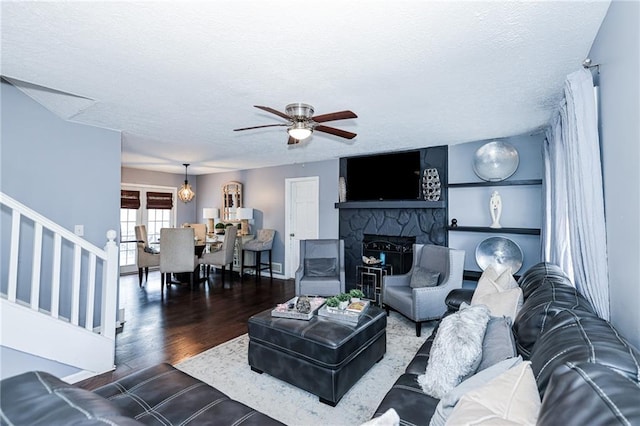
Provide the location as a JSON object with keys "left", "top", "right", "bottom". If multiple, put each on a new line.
{"left": 345, "top": 150, "right": 421, "bottom": 201}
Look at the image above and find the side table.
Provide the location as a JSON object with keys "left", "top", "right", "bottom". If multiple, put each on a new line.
{"left": 356, "top": 264, "right": 392, "bottom": 305}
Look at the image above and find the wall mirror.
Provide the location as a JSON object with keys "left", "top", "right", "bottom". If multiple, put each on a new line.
{"left": 222, "top": 181, "right": 242, "bottom": 221}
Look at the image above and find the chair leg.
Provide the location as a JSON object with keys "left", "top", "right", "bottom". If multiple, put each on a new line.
{"left": 221, "top": 265, "right": 226, "bottom": 283}
{"left": 241, "top": 250, "right": 245, "bottom": 281}
{"left": 229, "top": 262, "right": 233, "bottom": 282}
{"left": 255, "top": 251, "right": 261, "bottom": 282}
{"left": 145, "top": 267, "right": 149, "bottom": 282}
{"left": 138, "top": 268, "right": 143, "bottom": 286}
{"left": 190, "top": 272, "right": 194, "bottom": 290}
{"left": 415, "top": 321, "right": 422, "bottom": 337}
{"left": 161, "top": 273, "right": 165, "bottom": 292}
{"left": 268, "top": 249, "right": 273, "bottom": 282}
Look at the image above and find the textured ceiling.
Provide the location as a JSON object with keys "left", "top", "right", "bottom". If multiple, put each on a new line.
{"left": 1, "top": 1, "right": 609, "bottom": 175}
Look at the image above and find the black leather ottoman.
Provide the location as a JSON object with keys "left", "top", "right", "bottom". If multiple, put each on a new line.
{"left": 248, "top": 306, "right": 387, "bottom": 406}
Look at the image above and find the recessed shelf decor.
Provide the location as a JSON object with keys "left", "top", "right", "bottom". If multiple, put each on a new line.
{"left": 335, "top": 200, "right": 446, "bottom": 209}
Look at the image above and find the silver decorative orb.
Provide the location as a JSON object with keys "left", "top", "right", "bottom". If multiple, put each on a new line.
{"left": 472, "top": 141, "right": 519, "bottom": 182}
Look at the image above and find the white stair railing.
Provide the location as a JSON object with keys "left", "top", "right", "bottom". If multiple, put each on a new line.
{"left": 0, "top": 192, "right": 118, "bottom": 374}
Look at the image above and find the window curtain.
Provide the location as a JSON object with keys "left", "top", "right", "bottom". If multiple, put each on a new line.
{"left": 121, "top": 190, "right": 140, "bottom": 209}
{"left": 147, "top": 192, "right": 173, "bottom": 209}
{"left": 543, "top": 68, "right": 609, "bottom": 319}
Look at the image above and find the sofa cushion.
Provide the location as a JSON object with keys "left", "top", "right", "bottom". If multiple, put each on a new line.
{"left": 304, "top": 257, "right": 338, "bottom": 277}
{"left": 477, "top": 316, "right": 517, "bottom": 372}
{"left": 372, "top": 373, "right": 440, "bottom": 426}
{"left": 410, "top": 267, "right": 440, "bottom": 288}
{"left": 517, "top": 262, "right": 574, "bottom": 299}
{"left": 445, "top": 361, "right": 541, "bottom": 425}
{"left": 0, "top": 371, "right": 142, "bottom": 426}
{"left": 537, "top": 362, "right": 640, "bottom": 426}
{"left": 529, "top": 310, "right": 640, "bottom": 396}
{"left": 417, "top": 304, "right": 491, "bottom": 398}
{"left": 95, "top": 363, "right": 283, "bottom": 425}
{"left": 430, "top": 356, "right": 523, "bottom": 426}
{"left": 512, "top": 279, "right": 597, "bottom": 358}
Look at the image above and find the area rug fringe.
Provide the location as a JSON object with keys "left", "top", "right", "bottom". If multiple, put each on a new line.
{"left": 176, "top": 311, "right": 431, "bottom": 426}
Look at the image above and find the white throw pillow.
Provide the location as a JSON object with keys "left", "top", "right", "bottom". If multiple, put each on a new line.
{"left": 471, "top": 266, "right": 518, "bottom": 303}
{"left": 474, "top": 287, "right": 524, "bottom": 320}
{"left": 429, "top": 356, "right": 523, "bottom": 426}
{"left": 360, "top": 408, "right": 400, "bottom": 426}
{"left": 445, "top": 361, "right": 541, "bottom": 425}
{"left": 417, "top": 304, "right": 491, "bottom": 399}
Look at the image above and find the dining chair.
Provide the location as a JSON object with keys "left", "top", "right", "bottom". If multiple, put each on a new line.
{"left": 135, "top": 224, "right": 160, "bottom": 287}
{"left": 199, "top": 226, "right": 237, "bottom": 283}
{"left": 159, "top": 227, "right": 200, "bottom": 291}
{"left": 241, "top": 229, "right": 276, "bottom": 282}
{"left": 183, "top": 223, "right": 207, "bottom": 243}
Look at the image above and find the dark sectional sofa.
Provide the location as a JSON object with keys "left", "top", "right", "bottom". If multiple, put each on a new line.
{"left": 3, "top": 262, "right": 639, "bottom": 425}
{"left": 0, "top": 363, "right": 283, "bottom": 425}
{"left": 373, "top": 262, "right": 640, "bottom": 425}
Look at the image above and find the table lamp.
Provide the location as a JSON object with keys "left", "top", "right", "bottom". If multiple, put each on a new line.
{"left": 236, "top": 207, "right": 253, "bottom": 236}
{"left": 203, "top": 208, "right": 219, "bottom": 235}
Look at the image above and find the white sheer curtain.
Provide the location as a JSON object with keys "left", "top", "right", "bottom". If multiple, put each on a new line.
{"left": 543, "top": 68, "right": 609, "bottom": 319}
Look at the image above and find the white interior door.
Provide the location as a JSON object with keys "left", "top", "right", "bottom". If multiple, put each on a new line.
{"left": 285, "top": 177, "right": 319, "bottom": 278}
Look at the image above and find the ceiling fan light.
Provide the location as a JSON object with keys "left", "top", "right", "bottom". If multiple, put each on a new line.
{"left": 288, "top": 122, "right": 312, "bottom": 140}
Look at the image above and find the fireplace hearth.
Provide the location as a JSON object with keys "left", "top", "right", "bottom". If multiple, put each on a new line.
{"left": 362, "top": 234, "right": 416, "bottom": 275}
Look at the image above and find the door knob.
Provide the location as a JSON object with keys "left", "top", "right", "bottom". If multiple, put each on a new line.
{"left": 290, "top": 233, "right": 295, "bottom": 237}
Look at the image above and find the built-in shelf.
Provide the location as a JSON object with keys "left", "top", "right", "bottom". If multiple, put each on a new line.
{"left": 447, "top": 226, "right": 541, "bottom": 235}
{"left": 447, "top": 179, "right": 542, "bottom": 188}
{"left": 335, "top": 200, "right": 446, "bottom": 209}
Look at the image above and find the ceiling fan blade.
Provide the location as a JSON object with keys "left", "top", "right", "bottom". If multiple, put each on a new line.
{"left": 315, "top": 125, "right": 357, "bottom": 140}
{"left": 254, "top": 105, "right": 291, "bottom": 121}
{"left": 287, "top": 136, "right": 300, "bottom": 145}
{"left": 312, "top": 110, "right": 358, "bottom": 123}
{"left": 234, "top": 124, "right": 288, "bottom": 131}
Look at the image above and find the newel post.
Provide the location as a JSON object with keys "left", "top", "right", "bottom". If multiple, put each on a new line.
{"left": 101, "top": 230, "right": 119, "bottom": 342}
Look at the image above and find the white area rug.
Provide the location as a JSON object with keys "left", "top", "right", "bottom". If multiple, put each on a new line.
{"left": 176, "top": 311, "right": 432, "bottom": 426}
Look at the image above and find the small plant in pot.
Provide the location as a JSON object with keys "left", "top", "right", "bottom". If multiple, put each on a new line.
{"left": 326, "top": 297, "right": 340, "bottom": 310}
{"left": 349, "top": 289, "right": 365, "bottom": 302}
{"left": 336, "top": 293, "right": 351, "bottom": 310}
{"left": 214, "top": 222, "right": 225, "bottom": 235}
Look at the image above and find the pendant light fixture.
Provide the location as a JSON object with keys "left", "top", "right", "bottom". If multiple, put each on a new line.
{"left": 178, "top": 163, "right": 195, "bottom": 203}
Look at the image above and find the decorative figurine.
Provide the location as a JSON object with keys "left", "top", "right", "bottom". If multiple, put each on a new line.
{"left": 490, "top": 191, "right": 502, "bottom": 228}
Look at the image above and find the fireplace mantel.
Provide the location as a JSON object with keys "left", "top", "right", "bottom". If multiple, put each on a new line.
{"left": 335, "top": 200, "right": 445, "bottom": 209}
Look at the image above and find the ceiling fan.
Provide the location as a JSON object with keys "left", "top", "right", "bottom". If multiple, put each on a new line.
{"left": 234, "top": 103, "right": 358, "bottom": 145}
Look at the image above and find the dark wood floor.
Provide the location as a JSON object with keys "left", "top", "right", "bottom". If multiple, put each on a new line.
{"left": 76, "top": 269, "right": 295, "bottom": 390}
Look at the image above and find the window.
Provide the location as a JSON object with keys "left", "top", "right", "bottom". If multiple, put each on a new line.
{"left": 120, "top": 208, "right": 138, "bottom": 267}
{"left": 147, "top": 208, "right": 171, "bottom": 244}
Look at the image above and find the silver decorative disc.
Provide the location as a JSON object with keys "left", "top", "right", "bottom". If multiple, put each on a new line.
{"left": 475, "top": 236, "right": 523, "bottom": 273}
{"left": 472, "top": 141, "right": 519, "bottom": 182}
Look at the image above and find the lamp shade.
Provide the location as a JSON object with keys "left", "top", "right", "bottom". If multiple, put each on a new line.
{"left": 236, "top": 207, "right": 253, "bottom": 220}
{"left": 203, "top": 207, "right": 219, "bottom": 219}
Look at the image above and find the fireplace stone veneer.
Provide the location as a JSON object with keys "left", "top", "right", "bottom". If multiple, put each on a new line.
{"left": 339, "top": 207, "right": 447, "bottom": 290}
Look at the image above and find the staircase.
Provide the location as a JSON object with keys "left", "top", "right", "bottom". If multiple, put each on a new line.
{"left": 1, "top": 192, "right": 119, "bottom": 376}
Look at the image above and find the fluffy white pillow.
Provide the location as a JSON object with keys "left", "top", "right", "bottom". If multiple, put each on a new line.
{"left": 417, "top": 304, "right": 491, "bottom": 399}
{"left": 474, "top": 287, "right": 524, "bottom": 320}
{"left": 445, "top": 361, "right": 541, "bottom": 425}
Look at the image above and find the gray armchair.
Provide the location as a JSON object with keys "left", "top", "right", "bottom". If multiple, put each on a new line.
{"left": 382, "top": 244, "right": 465, "bottom": 336}
{"left": 135, "top": 225, "right": 160, "bottom": 287}
{"left": 295, "top": 239, "right": 345, "bottom": 297}
{"left": 160, "top": 228, "right": 199, "bottom": 291}
{"left": 199, "top": 226, "right": 237, "bottom": 283}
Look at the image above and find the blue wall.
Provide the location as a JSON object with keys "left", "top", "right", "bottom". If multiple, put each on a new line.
{"left": 588, "top": 0, "right": 640, "bottom": 349}
{"left": 1, "top": 79, "right": 122, "bottom": 378}
{"left": 196, "top": 160, "right": 340, "bottom": 275}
